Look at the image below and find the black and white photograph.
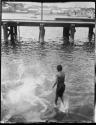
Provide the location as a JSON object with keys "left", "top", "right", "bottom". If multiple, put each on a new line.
{"left": 1, "top": 0, "right": 95, "bottom": 123}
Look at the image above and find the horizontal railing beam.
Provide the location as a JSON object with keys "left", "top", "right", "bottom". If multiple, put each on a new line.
{"left": 1, "top": 20, "right": 95, "bottom": 27}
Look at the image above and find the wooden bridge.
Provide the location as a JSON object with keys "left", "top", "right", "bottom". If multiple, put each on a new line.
{"left": 1, "top": 0, "right": 95, "bottom": 44}
{"left": 1, "top": 18, "right": 95, "bottom": 44}
{"left": 2, "top": 18, "right": 95, "bottom": 27}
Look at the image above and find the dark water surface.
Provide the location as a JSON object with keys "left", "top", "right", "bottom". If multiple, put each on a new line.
{"left": 1, "top": 40, "right": 95, "bottom": 122}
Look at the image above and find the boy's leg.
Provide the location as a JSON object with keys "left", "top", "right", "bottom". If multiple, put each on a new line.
{"left": 60, "top": 86, "right": 65, "bottom": 104}
{"left": 55, "top": 95, "right": 58, "bottom": 105}
{"left": 60, "top": 96, "right": 64, "bottom": 104}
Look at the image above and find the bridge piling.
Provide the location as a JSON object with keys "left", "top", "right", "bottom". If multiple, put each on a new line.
{"left": 39, "top": 24, "right": 45, "bottom": 43}
{"left": 14, "top": 25, "right": 17, "bottom": 41}
{"left": 3, "top": 23, "right": 8, "bottom": 43}
{"left": 10, "top": 26, "right": 14, "bottom": 42}
{"left": 10, "top": 25, "right": 17, "bottom": 43}
{"left": 69, "top": 24, "right": 75, "bottom": 44}
{"left": 2, "top": 18, "right": 95, "bottom": 44}
{"left": 63, "top": 25, "right": 70, "bottom": 44}
{"left": 88, "top": 26, "right": 94, "bottom": 42}
{"left": 3, "top": 23, "right": 17, "bottom": 44}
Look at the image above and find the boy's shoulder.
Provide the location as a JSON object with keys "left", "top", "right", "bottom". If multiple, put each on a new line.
{"left": 57, "top": 71, "right": 65, "bottom": 76}
{"left": 61, "top": 71, "right": 65, "bottom": 76}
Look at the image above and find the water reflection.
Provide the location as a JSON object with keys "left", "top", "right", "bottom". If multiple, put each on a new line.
{"left": 83, "top": 43, "right": 95, "bottom": 53}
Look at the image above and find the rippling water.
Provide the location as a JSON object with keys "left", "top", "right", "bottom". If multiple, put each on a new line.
{"left": 1, "top": 38, "right": 95, "bottom": 122}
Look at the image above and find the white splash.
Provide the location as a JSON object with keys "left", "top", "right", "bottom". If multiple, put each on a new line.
{"left": 59, "top": 95, "right": 70, "bottom": 113}
{"left": 1, "top": 60, "right": 56, "bottom": 122}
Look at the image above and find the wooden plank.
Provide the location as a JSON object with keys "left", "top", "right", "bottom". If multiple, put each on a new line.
{"left": 55, "top": 18, "right": 95, "bottom": 22}
{"left": 2, "top": 18, "right": 95, "bottom": 23}
{"left": 1, "top": 20, "right": 95, "bottom": 27}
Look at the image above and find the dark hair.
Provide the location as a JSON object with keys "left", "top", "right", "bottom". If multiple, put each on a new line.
{"left": 57, "top": 65, "right": 62, "bottom": 71}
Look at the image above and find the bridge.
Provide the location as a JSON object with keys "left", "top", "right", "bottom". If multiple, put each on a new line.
{"left": 2, "top": 18, "right": 95, "bottom": 27}
{"left": 1, "top": 0, "right": 95, "bottom": 44}
{"left": 2, "top": 18, "right": 95, "bottom": 44}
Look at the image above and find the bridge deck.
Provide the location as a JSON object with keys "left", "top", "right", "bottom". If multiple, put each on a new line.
{"left": 2, "top": 18, "right": 95, "bottom": 27}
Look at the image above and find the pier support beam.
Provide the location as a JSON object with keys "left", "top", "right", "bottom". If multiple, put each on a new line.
{"left": 88, "top": 26, "right": 94, "bottom": 42}
{"left": 3, "top": 23, "right": 8, "bottom": 43}
{"left": 10, "top": 26, "right": 14, "bottom": 42}
{"left": 69, "top": 24, "right": 75, "bottom": 44}
{"left": 39, "top": 24, "right": 45, "bottom": 43}
{"left": 14, "top": 25, "right": 17, "bottom": 41}
{"left": 3, "top": 23, "right": 17, "bottom": 44}
{"left": 63, "top": 25, "right": 70, "bottom": 44}
{"left": 10, "top": 25, "right": 17, "bottom": 43}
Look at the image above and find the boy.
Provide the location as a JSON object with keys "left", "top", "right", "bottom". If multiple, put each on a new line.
{"left": 53, "top": 65, "right": 65, "bottom": 106}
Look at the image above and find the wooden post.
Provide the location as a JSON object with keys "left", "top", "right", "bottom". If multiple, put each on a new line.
{"left": 3, "top": 23, "right": 8, "bottom": 43}
{"left": 88, "top": 26, "right": 93, "bottom": 42}
{"left": 39, "top": 2, "right": 44, "bottom": 43}
{"left": 10, "top": 26, "right": 14, "bottom": 42}
{"left": 63, "top": 25, "right": 70, "bottom": 44}
{"left": 7, "top": 27, "right": 11, "bottom": 38}
{"left": 14, "top": 25, "right": 17, "bottom": 41}
{"left": 70, "top": 24, "right": 75, "bottom": 44}
{"left": 39, "top": 24, "right": 45, "bottom": 43}
{"left": 10, "top": 24, "right": 17, "bottom": 43}
{"left": 41, "top": 2, "right": 43, "bottom": 21}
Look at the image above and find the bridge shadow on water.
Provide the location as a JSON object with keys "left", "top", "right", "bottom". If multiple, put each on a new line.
{"left": 2, "top": 40, "right": 95, "bottom": 58}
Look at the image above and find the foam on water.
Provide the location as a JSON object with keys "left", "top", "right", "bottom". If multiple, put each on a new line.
{"left": 59, "top": 95, "right": 70, "bottom": 113}
{"left": 1, "top": 60, "right": 55, "bottom": 122}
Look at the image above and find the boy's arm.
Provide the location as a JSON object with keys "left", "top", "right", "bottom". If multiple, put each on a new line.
{"left": 52, "top": 82, "right": 57, "bottom": 88}
{"left": 64, "top": 73, "right": 65, "bottom": 84}
{"left": 52, "top": 75, "right": 58, "bottom": 88}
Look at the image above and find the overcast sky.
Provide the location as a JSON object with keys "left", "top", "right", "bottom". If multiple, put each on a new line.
{"left": 21, "top": 2, "right": 95, "bottom": 8}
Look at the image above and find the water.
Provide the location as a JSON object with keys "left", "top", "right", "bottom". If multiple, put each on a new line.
{"left": 1, "top": 13, "right": 95, "bottom": 122}
{"left": 1, "top": 40, "right": 94, "bottom": 122}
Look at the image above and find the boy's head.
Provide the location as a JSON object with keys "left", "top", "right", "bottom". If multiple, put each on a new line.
{"left": 57, "top": 65, "right": 62, "bottom": 72}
